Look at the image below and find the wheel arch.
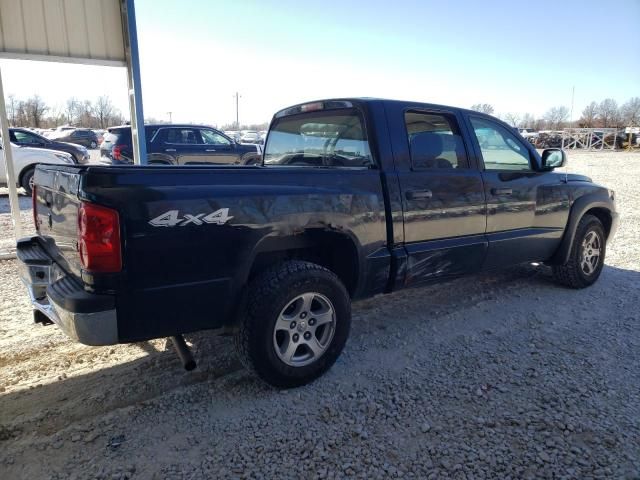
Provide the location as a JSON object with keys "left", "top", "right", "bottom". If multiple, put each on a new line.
{"left": 17, "top": 163, "right": 36, "bottom": 187}
{"left": 550, "top": 191, "right": 615, "bottom": 265}
{"left": 243, "top": 230, "right": 361, "bottom": 298}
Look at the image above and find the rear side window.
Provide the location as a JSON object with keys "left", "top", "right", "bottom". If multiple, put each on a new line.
{"left": 405, "top": 111, "right": 468, "bottom": 169}
{"left": 165, "top": 128, "right": 200, "bottom": 144}
{"left": 264, "top": 109, "right": 373, "bottom": 167}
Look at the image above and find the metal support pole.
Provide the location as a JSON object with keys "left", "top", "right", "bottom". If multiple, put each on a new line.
{"left": 0, "top": 66, "right": 23, "bottom": 240}
{"left": 121, "top": 0, "right": 147, "bottom": 165}
{"left": 235, "top": 92, "right": 240, "bottom": 129}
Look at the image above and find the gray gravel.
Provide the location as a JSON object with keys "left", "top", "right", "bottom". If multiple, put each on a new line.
{"left": 1, "top": 151, "right": 639, "bottom": 479}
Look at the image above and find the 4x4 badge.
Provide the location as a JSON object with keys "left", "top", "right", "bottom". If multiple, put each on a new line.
{"left": 149, "top": 208, "right": 233, "bottom": 227}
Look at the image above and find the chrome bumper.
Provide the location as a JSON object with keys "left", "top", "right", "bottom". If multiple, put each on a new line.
{"left": 17, "top": 238, "right": 118, "bottom": 346}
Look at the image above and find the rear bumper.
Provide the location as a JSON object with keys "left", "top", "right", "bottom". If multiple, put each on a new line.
{"left": 17, "top": 237, "right": 118, "bottom": 346}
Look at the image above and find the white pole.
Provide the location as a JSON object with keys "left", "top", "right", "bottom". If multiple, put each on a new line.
{"left": 0, "top": 66, "right": 23, "bottom": 240}
{"left": 569, "top": 86, "right": 575, "bottom": 126}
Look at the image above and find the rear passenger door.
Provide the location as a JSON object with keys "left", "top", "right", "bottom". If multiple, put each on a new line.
{"left": 160, "top": 127, "right": 203, "bottom": 164}
{"left": 395, "top": 109, "right": 487, "bottom": 286}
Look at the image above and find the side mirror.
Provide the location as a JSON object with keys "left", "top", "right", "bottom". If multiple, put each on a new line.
{"left": 541, "top": 148, "right": 566, "bottom": 170}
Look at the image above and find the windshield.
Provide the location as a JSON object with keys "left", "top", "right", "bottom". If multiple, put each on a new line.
{"left": 264, "top": 109, "right": 373, "bottom": 167}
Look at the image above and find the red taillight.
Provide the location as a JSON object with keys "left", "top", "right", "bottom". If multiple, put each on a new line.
{"left": 32, "top": 185, "right": 39, "bottom": 231}
{"left": 112, "top": 144, "right": 126, "bottom": 161}
{"left": 78, "top": 202, "right": 122, "bottom": 273}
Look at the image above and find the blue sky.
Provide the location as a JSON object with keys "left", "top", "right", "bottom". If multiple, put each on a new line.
{"left": 1, "top": 0, "right": 638, "bottom": 125}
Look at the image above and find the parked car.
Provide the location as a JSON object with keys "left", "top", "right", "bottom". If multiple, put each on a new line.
{"left": 18, "top": 98, "right": 618, "bottom": 388}
{"left": 239, "top": 130, "right": 262, "bottom": 144}
{"left": 93, "top": 129, "right": 107, "bottom": 145}
{"left": 8, "top": 127, "right": 89, "bottom": 164}
{"left": 50, "top": 128, "right": 100, "bottom": 149}
{"left": 0, "top": 142, "right": 75, "bottom": 195}
{"left": 44, "top": 125, "right": 75, "bottom": 138}
{"left": 224, "top": 130, "right": 242, "bottom": 142}
{"left": 100, "top": 124, "right": 261, "bottom": 165}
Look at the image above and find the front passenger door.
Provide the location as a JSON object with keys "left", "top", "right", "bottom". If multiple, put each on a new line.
{"left": 198, "top": 129, "right": 238, "bottom": 164}
{"left": 467, "top": 116, "right": 569, "bottom": 267}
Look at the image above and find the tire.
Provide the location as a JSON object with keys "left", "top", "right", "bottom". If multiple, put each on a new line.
{"left": 243, "top": 155, "right": 261, "bottom": 166}
{"left": 90, "top": 141, "right": 97, "bottom": 149}
{"left": 234, "top": 260, "right": 351, "bottom": 388}
{"left": 553, "top": 214, "right": 606, "bottom": 288}
{"left": 20, "top": 168, "right": 35, "bottom": 196}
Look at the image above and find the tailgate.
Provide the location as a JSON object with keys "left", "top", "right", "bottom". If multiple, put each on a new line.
{"left": 33, "top": 165, "right": 85, "bottom": 280}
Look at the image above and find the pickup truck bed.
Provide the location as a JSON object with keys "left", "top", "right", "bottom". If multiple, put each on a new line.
{"left": 18, "top": 98, "right": 618, "bottom": 387}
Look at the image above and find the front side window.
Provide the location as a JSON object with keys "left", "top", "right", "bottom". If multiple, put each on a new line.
{"left": 405, "top": 111, "right": 468, "bottom": 169}
{"left": 200, "top": 129, "right": 231, "bottom": 146}
{"left": 165, "top": 128, "right": 199, "bottom": 144}
{"left": 264, "top": 109, "right": 373, "bottom": 167}
{"left": 470, "top": 117, "right": 531, "bottom": 171}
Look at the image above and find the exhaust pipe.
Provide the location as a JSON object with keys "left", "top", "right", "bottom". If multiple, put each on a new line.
{"left": 171, "top": 335, "right": 197, "bottom": 371}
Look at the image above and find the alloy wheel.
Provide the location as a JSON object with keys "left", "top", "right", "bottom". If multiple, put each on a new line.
{"left": 580, "top": 230, "right": 602, "bottom": 276}
{"left": 272, "top": 292, "right": 336, "bottom": 367}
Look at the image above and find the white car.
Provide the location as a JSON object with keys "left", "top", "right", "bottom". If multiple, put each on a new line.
{"left": 0, "top": 143, "right": 75, "bottom": 195}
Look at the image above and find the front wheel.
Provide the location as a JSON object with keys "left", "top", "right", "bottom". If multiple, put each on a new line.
{"left": 553, "top": 214, "right": 606, "bottom": 288}
{"left": 234, "top": 261, "right": 351, "bottom": 388}
{"left": 20, "top": 168, "right": 35, "bottom": 196}
{"left": 90, "top": 141, "right": 98, "bottom": 149}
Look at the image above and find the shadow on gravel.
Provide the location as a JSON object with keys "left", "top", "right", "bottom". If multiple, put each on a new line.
{"left": 0, "top": 192, "right": 32, "bottom": 214}
{"left": 1, "top": 263, "right": 638, "bottom": 439}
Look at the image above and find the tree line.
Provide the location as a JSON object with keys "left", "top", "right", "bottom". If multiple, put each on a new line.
{"left": 472, "top": 97, "right": 640, "bottom": 130}
{"left": 6, "top": 94, "right": 125, "bottom": 129}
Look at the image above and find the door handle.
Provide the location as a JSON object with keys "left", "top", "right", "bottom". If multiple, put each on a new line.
{"left": 491, "top": 188, "right": 513, "bottom": 196}
{"left": 165, "top": 148, "right": 176, "bottom": 152}
{"left": 205, "top": 149, "right": 217, "bottom": 152}
{"left": 405, "top": 189, "right": 433, "bottom": 200}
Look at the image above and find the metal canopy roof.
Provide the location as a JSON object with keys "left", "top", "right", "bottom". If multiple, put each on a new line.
{"left": 0, "top": 0, "right": 125, "bottom": 66}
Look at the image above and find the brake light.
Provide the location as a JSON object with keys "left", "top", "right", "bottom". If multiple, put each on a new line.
{"left": 300, "top": 101, "right": 324, "bottom": 113}
{"left": 112, "top": 144, "right": 126, "bottom": 161}
{"left": 78, "top": 202, "right": 122, "bottom": 273}
{"left": 32, "top": 185, "right": 38, "bottom": 231}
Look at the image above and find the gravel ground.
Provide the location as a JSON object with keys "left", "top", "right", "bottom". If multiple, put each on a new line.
{"left": 0, "top": 151, "right": 639, "bottom": 479}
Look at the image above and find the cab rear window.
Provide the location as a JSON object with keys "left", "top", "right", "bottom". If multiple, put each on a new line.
{"left": 264, "top": 110, "right": 374, "bottom": 168}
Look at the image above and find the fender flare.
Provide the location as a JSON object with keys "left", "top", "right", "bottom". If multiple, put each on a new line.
{"left": 550, "top": 191, "right": 614, "bottom": 265}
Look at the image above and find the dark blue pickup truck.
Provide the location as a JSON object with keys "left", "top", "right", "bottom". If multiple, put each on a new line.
{"left": 17, "top": 98, "right": 618, "bottom": 387}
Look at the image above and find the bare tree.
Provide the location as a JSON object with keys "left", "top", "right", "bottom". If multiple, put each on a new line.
{"left": 470, "top": 103, "right": 495, "bottom": 115}
{"left": 7, "top": 94, "right": 19, "bottom": 126}
{"left": 621, "top": 97, "right": 640, "bottom": 126}
{"left": 580, "top": 101, "right": 598, "bottom": 127}
{"left": 544, "top": 106, "right": 569, "bottom": 130}
{"left": 65, "top": 97, "right": 81, "bottom": 124}
{"left": 534, "top": 118, "right": 548, "bottom": 131}
{"left": 503, "top": 112, "right": 520, "bottom": 127}
{"left": 519, "top": 113, "right": 535, "bottom": 129}
{"left": 596, "top": 98, "right": 620, "bottom": 128}
{"left": 94, "top": 95, "right": 115, "bottom": 128}
{"left": 76, "top": 100, "right": 94, "bottom": 127}
{"left": 24, "top": 95, "right": 48, "bottom": 128}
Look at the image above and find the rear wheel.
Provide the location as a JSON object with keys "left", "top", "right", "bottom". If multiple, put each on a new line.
{"left": 20, "top": 168, "right": 35, "bottom": 196}
{"left": 234, "top": 260, "right": 351, "bottom": 388}
{"left": 553, "top": 214, "right": 606, "bottom": 288}
{"left": 90, "top": 140, "right": 98, "bottom": 149}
